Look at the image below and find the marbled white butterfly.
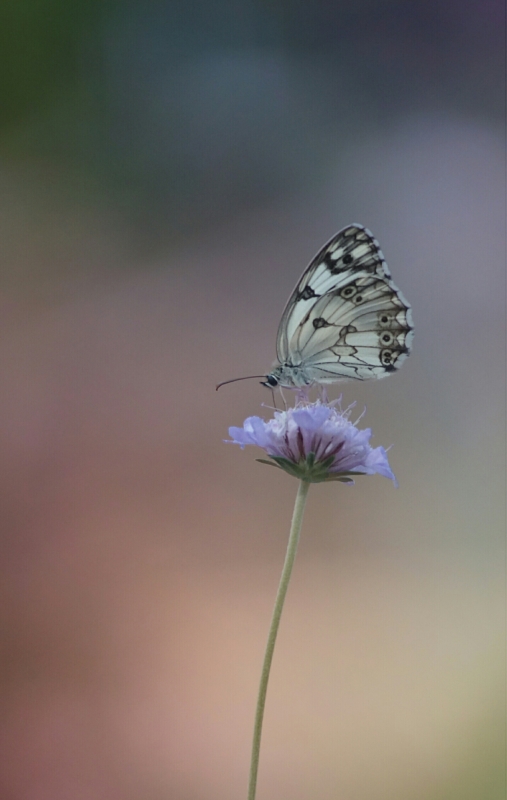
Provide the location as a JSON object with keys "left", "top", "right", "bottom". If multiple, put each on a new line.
{"left": 217, "top": 224, "right": 413, "bottom": 391}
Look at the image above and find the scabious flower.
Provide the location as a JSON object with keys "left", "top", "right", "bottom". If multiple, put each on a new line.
{"left": 225, "top": 396, "right": 401, "bottom": 800}
{"left": 228, "top": 398, "right": 397, "bottom": 485}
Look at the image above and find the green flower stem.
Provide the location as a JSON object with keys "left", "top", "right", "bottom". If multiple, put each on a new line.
{"left": 247, "top": 478, "right": 311, "bottom": 800}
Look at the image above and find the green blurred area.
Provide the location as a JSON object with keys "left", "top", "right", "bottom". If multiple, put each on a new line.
{"left": 0, "top": 0, "right": 115, "bottom": 125}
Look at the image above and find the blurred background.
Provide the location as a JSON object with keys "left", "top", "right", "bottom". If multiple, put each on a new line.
{"left": 0, "top": 1, "right": 505, "bottom": 798}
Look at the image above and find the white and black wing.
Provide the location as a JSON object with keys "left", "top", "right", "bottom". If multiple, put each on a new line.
{"left": 276, "top": 224, "right": 413, "bottom": 382}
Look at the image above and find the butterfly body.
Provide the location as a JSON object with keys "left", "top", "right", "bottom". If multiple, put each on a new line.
{"left": 265, "top": 224, "right": 413, "bottom": 389}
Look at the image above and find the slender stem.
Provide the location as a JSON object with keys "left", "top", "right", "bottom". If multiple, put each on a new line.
{"left": 247, "top": 479, "right": 311, "bottom": 800}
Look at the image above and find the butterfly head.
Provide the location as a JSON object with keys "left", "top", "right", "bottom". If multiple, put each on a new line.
{"left": 260, "top": 374, "right": 279, "bottom": 388}
{"left": 262, "top": 363, "right": 315, "bottom": 390}
{"left": 216, "top": 366, "right": 306, "bottom": 391}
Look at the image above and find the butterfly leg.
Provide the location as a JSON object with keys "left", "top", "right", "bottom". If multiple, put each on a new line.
{"left": 278, "top": 387, "right": 288, "bottom": 410}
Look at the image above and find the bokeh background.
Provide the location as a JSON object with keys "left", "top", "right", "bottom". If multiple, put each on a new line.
{"left": 0, "top": 2, "right": 505, "bottom": 799}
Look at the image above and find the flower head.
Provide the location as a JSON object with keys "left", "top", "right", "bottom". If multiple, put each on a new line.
{"left": 228, "top": 399, "right": 397, "bottom": 485}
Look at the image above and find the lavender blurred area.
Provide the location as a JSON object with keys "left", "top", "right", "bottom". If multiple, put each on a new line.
{"left": 0, "top": 2, "right": 505, "bottom": 799}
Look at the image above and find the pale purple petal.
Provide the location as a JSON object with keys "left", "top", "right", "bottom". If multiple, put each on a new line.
{"left": 361, "top": 446, "right": 398, "bottom": 486}
{"left": 228, "top": 416, "right": 267, "bottom": 448}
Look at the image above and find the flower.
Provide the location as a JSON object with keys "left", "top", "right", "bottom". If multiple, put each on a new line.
{"left": 227, "top": 399, "right": 397, "bottom": 485}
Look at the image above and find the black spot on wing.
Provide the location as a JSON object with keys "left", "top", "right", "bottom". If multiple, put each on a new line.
{"left": 323, "top": 231, "right": 385, "bottom": 277}
{"left": 313, "top": 317, "right": 331, "bottom": 329}
{"left": 297, "top": 285, "right": 319, "bottom": 301}
{"left": 339, "top": 324, "right": 358, "bottom": 337}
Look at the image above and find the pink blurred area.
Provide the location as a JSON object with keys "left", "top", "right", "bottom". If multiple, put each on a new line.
{"left": 0, "top": 115, "right": 504, "bottom": 800}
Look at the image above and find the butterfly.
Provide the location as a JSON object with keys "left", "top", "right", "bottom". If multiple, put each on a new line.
{"left": 217, "top": 224, "right": 413, "bottom": 391}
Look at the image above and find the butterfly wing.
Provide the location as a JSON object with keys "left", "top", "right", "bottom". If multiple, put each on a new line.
{"left": 276, "top": 225, "right": 413, "bottom": 382}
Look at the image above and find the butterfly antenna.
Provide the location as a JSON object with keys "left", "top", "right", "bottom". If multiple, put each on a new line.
{"left": 216, "top": 375, "right": 267, "bottom": 391}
